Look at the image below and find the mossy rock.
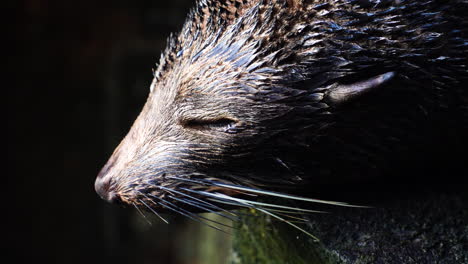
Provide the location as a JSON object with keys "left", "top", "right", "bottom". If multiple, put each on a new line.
{"left": 227, "top": 193, "right": 468, "bottom": 264}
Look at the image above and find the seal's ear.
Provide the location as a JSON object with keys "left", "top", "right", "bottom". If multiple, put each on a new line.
{"left": 324, "top": 72, "right": 395, "bottom": 105}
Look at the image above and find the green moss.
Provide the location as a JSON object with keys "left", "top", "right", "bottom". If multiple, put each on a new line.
{"left": 229, "top": 209, "right": 342, "bottom": 264}
{"left": 196, "top": 213, "right": 233, "bottom": 264}
{"left": 197, "top": 194, "right": 467, "bottom": 263}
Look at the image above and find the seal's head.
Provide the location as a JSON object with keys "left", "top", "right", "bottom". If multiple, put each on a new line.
{"left": 94, "top": 0, "right": 324, "bottom": 209}
{"left": 95, "top": 0, "right": 467, "bottom": 220}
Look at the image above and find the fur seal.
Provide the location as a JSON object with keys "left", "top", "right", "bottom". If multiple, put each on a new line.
{"left": 95, "top": 0, "right": 468, "bottom": 234}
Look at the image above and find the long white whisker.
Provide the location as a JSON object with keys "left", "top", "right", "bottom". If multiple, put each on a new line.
{"left": 161, "top": 196, "right": 235, "bottom": 229}
{"left": 202, "top": 192, "right": 320, "bottom": 241}
{"left": 148, "top": 194, "right": 231, "bottom": 234}
{"left": 221, "top": 197, "right": 327, "bottom": 213}
{"left": 137, "top": 192, "right": 169, "bottom": 224}
{"left": 181, "top": 187, "right": 326, "bottom": 213}
{"left": 207, "top": 197, "right": 253, "bottom": 208}
{"left": 154, "top": 184, "right": 238, "bottom": 217}
{"left": 256, "top": 207, "right": 319, "bottom": 242}
{"left": 133, "top": 201, "right": 153, "bottom": 226}
{"left": 168, "top": 195, "right": 238, "bottom": 222}
{"left": 212, "top": 193, "right": 319, "bottom": 241}
{"left": 169, "top": 176, "right": 365, "bottom": 207}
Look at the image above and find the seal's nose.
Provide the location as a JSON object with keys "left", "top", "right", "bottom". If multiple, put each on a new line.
{"left": 95, "top": 161, "right": 121, "bottom": 204}
{"left": 95, "top": 176, "right": 121, "bottom": 204}
{"left": 94, "top": 176, "right": 110, "bottom": 200}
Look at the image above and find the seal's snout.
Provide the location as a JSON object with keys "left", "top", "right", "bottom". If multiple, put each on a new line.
{"left": 95, "top": 177, "right": 121, "bottom": 204}
{"left": 95, "top": 176, "right": 109, "bottom": 200}
{"left": 95, "top": 162, "right": 121, "bottom": 204}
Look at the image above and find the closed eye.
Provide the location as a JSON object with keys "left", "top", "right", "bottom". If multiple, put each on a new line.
{"left": 181, "top": 117, "right": 238, "bottom": 132}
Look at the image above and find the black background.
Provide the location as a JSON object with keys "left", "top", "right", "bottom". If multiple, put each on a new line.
{"left": 10, "top": 1, "right": 212, "bottom": 263}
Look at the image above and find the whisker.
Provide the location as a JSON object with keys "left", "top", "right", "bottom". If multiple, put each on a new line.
{"left": 185, "top": 190, "right": 320, "bottom": 240}
{"left": 207, "top": 197, "right": 253, "bottom": 209}
{"left": 147, "top": 178, "right": 359, "bottom": 239}
{"left": 152, "top": 184, "right": 238, "bottom": 217}
{"left": 137, "top": 192, "right": 169, "bottom": 224}
{"left": 168, "top": 195, "right": 239, "bottom": 222}
{"left": 160, "top": 197, "right": 234, "bottom": 230}
{"left": 187, "top": 211, "right": 236, "bottom": 229}
{"left": 170, "top": 176, "right": 364, "bottom": 207}
{"left": 211, "top": 193, "right": 320, "bottom": 241}
{"left": 224, "top": 197, "right": 327, "bottom": 213}
{"left": 181, "top": 187, "right": 324, "bottom": 214}
{"left": 180, "top": 189, "right": 263, "bottom": 217}
{"left": 255, "top": 207, "right": 319, "bottom": 241}
{"left": 133, "top": 201, "right": 153, "bottom": 226}
{"left": 265, "top": 211, "right": 311, "bottom": 223}
{"left": 180, "top": 188, "right": 249, "bottom": 205}
{"left": 148, "top": 194, "right": 231, "bottom": 234}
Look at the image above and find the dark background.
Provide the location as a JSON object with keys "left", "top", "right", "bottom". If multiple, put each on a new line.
{"left": 10, "top": 0, "right": 231, "bottom": 263}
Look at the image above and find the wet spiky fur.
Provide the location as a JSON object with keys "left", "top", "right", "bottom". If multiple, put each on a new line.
{"left": 95, "top": 0, "right": 468, "bottom": 233}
